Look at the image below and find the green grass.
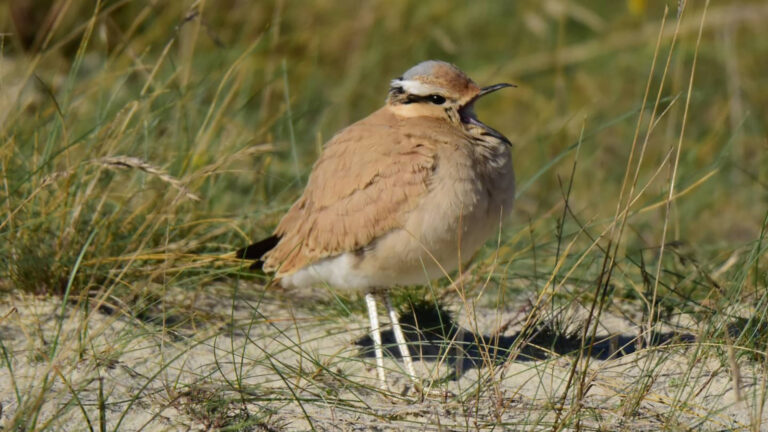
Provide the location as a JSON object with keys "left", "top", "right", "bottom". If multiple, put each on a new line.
{"left": 1, "top": 0, "right": 767, "bottom": 430}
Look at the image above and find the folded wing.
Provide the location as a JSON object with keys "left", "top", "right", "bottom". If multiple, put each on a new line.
{"left": 263, "top": 108, "right": 437, "bottom": 276}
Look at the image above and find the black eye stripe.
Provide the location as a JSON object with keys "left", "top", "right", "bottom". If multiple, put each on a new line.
{"left": 403, "top": 94, "right": 447, "bottom": 105}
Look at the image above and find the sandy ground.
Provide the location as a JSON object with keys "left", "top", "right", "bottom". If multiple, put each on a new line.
{"left": 1, "top": 283, "right": 765, "bottom": 431}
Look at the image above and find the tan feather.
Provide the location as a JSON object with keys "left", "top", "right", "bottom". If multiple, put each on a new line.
{"left": 263, "top": 107, "right": 441, "bottom": 275}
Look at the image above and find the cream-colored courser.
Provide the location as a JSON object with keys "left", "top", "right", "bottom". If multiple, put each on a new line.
{"left": 238, "top": 60, "right": 515, "bottom": 389}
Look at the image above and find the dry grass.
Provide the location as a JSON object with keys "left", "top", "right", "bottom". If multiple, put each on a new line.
{"left": 1, "top": 0, "right": 767, "bottom": 430}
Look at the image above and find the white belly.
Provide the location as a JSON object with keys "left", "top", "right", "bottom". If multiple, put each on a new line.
{"left": 281, "top": 253, "right": 377, "bottom": 290}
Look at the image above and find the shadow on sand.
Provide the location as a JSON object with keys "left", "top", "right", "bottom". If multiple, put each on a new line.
{"left": 356, "top": 301, "right": 696, "bottom": 378}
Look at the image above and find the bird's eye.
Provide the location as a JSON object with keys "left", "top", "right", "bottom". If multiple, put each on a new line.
{"left": 428, "top": 95, "right": 446, "bottom": 105}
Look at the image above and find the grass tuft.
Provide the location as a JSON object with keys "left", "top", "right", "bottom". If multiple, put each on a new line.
{"left": 1, "top": 1, "right": 766, "bottom": 430}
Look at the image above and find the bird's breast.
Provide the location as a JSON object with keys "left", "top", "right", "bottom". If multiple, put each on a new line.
{"left": 409, "top": 139, "right": 514, "bottom": 257}
{"left": 350, "top": 139, "right": 514, "bottom": 286}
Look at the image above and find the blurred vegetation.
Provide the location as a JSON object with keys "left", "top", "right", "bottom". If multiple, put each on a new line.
{"left": 0, "top": 0, "right": 765, "bottom": 318}
{"left": 1, "top": 0, "right": 767, "bottom": 429}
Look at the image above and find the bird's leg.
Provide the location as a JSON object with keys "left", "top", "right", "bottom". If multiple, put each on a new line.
{"left": 365, "top": 292, "right": 387, "bottom": 390}
{"left": 384, "top": 294, "right": 417, "bottom": 383}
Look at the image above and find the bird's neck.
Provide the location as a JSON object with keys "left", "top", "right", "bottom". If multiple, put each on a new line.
{"left": 386, "top": 103, "right": 461, "bottom": 126}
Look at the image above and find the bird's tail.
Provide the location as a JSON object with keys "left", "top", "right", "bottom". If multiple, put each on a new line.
{"left": 236, "top": 235, "right": 279, "bottom": 270}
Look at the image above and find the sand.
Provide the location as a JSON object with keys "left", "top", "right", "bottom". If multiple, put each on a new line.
{"left": 1, "top": 283, "right": 765, "bottom": 431}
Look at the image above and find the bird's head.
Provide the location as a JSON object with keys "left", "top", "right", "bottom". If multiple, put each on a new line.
{"left": 387, "top": 60, "right": 514, "bottom": 128}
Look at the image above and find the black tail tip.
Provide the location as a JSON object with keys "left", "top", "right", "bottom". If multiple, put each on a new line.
{"left": 236, "top": 235, "right": 280, "bottom": 270}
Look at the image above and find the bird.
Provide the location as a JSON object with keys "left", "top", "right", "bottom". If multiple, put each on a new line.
{"left": 238, "top": 60, "right": 515, "bottom": 390}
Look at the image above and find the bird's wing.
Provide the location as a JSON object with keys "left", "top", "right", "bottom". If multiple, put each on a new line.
{"left": 263, "top": 108, "right": 438, "bottom": 275}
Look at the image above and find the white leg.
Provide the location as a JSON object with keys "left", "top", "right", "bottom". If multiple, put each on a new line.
{"left": 365, "top": 292, "right": 387, "bottom": 390}
{"left": 384, "top": 294, "right": 418, "bottom": 383}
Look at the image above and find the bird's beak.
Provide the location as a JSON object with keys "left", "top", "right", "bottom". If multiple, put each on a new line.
{"left": 459, "top": 82, "right": 515, "bottom": 121}
{"left": 459, "top": 82, "right": 515, "bottom": 146}
{"left": 478, "top": 83, "right": 516, "bottom": 98}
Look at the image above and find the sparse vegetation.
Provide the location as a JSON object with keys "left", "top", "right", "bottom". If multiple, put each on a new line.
{"left": 1, "top": 0, "right": 766, "bottom": 430}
